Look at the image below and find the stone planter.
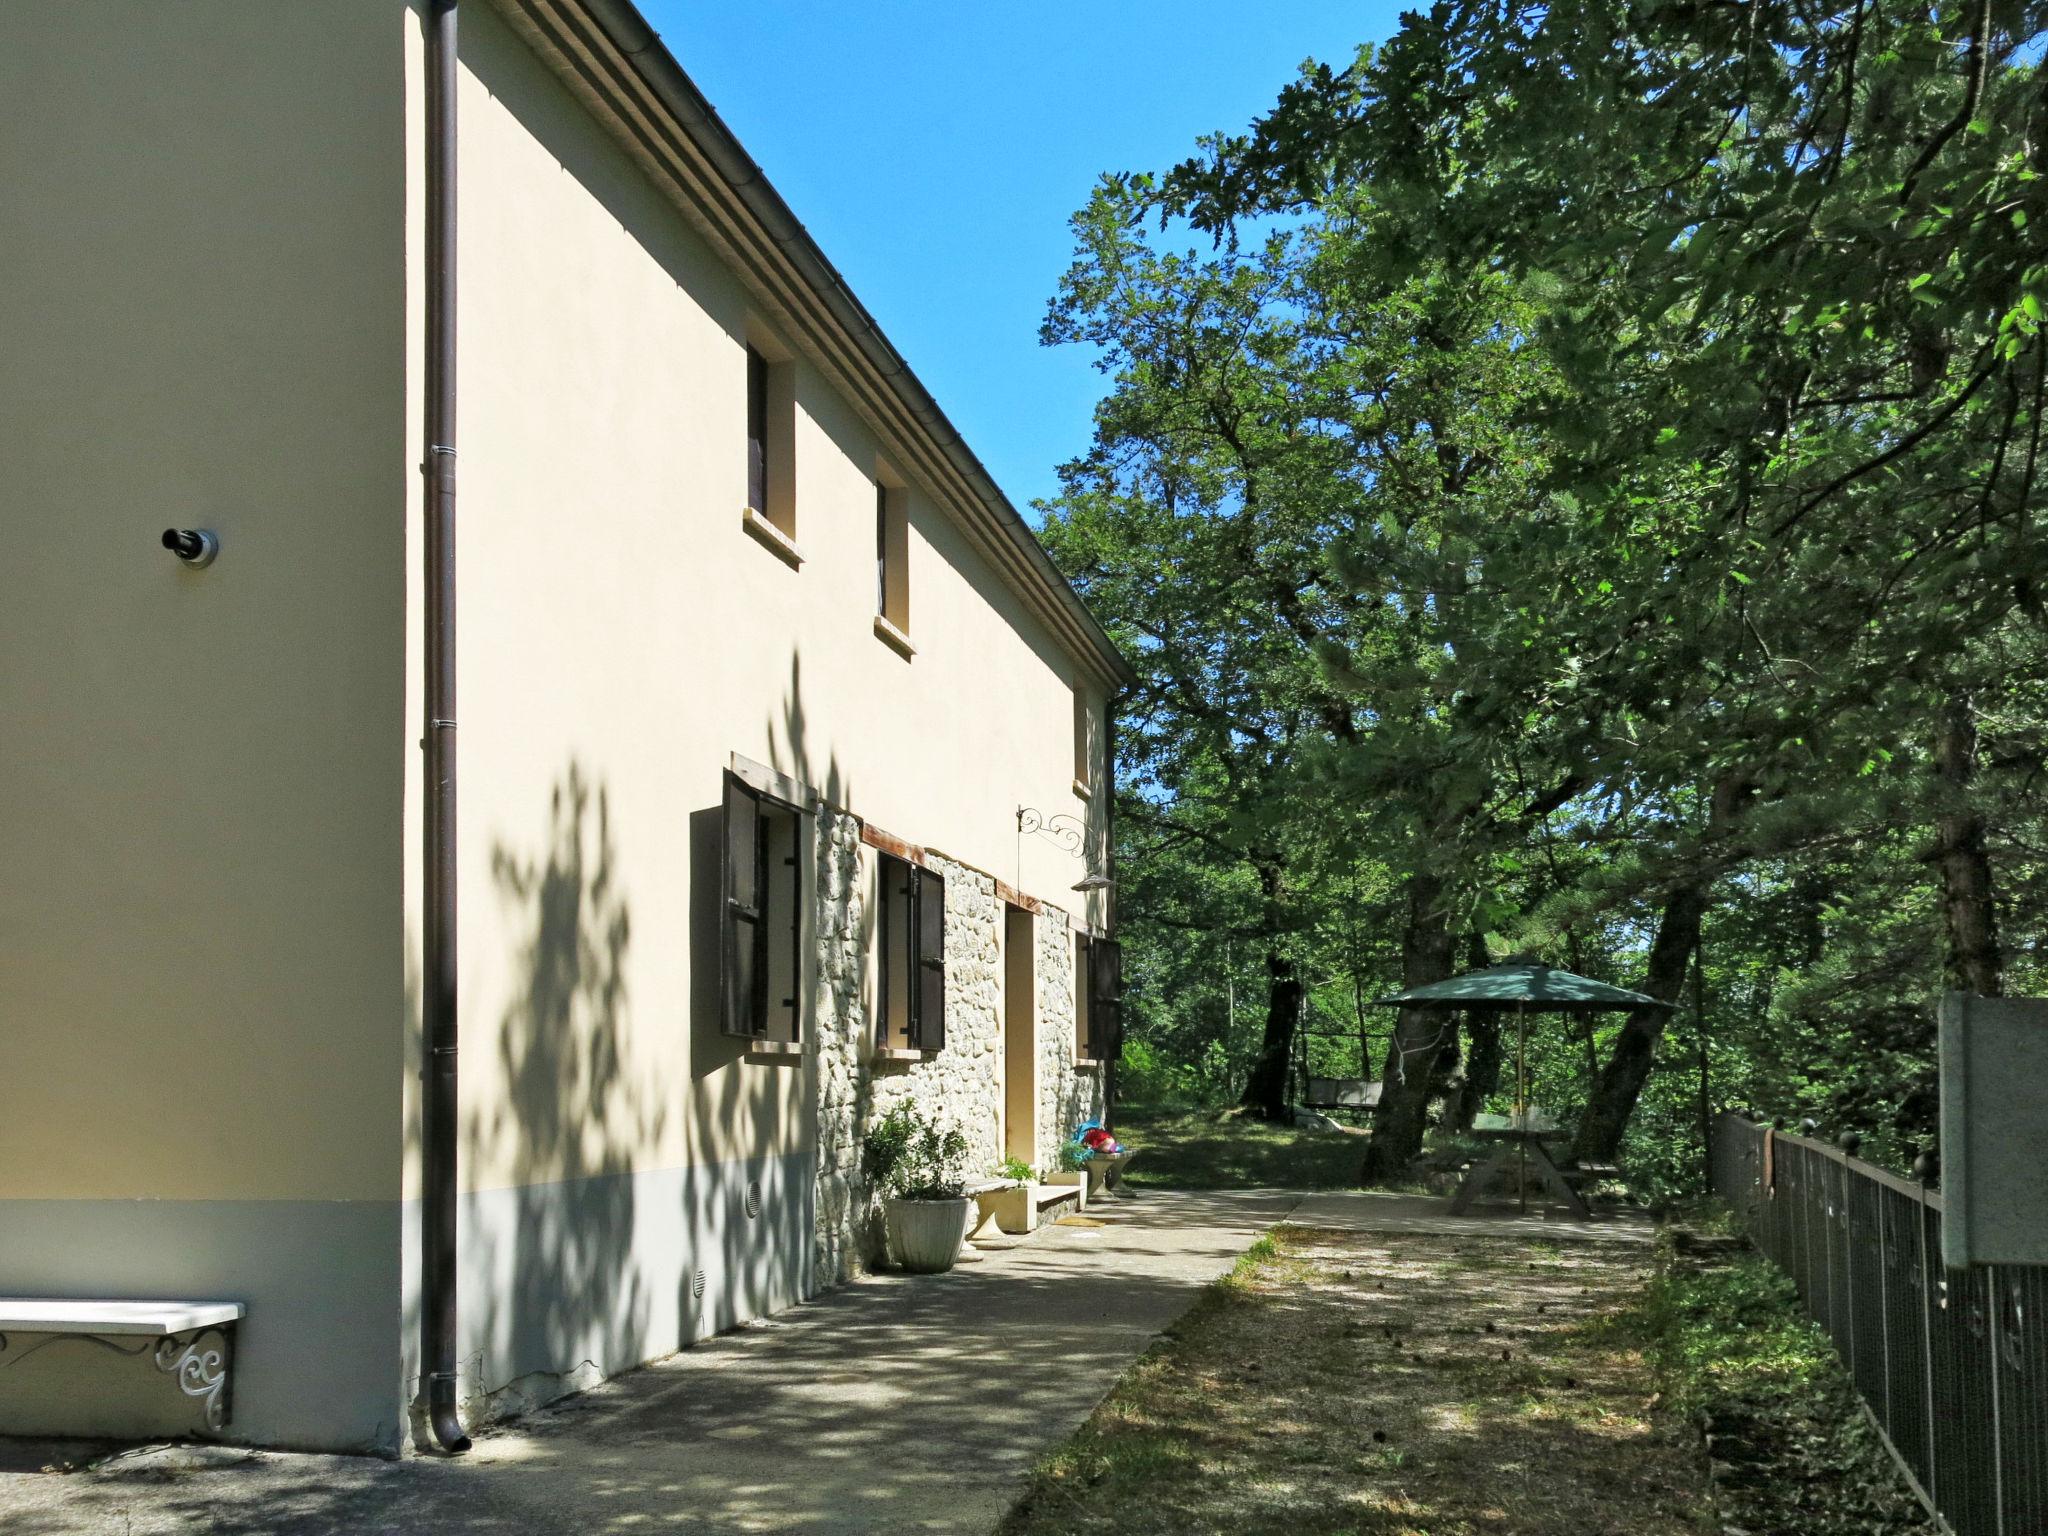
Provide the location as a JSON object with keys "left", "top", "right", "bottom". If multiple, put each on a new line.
{"left": 1082, "top": 1152, "right": 1134, "bottom": 1198}
{"left": 883, "top": 1196, "right": 973, "bottom": 1273}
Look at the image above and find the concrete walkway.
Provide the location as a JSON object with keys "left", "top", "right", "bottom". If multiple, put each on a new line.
{"left": 2, "top": 1190, "right": 1297, "bottom": 1536}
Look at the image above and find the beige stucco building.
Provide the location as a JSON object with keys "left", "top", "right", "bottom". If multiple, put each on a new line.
{"left": 0, "top": 0, "right": 1130, "bottom": 1454}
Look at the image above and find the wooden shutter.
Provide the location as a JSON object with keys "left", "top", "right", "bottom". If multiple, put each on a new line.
{"left": 1090, "top": 937, "right": 1123, "bottom": 1060}
{"left": 720, "top": 770, "right": 765, "bottom": 1037}
{"left": 912, "top": 866, "right": 947, "bottom": 1051}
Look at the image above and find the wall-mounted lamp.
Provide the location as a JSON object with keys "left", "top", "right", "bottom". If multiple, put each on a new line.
{"left": 1017, "top": 805, "right": 1114, "bottom": 894}
{"left": 162, "top": 528, "right": 219, "bottom": 569}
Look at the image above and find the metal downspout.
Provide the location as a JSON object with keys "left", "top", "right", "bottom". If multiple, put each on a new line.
{"left": 421, "top": 0, "right": 470, "bottom": 1457}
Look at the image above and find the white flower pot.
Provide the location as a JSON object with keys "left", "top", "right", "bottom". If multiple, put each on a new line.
{"left": 883, "top": 1196, "right": 973, "bottom": 1273}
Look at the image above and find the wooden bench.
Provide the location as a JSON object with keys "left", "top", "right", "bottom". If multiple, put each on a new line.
{"left": 0, "top": 1299, "right": 244, "bottom": 1433}
{"left": 1561, "top": 1162, "right": 1620, "bottom": 1188}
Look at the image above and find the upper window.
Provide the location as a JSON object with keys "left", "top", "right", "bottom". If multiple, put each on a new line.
{"left": 877, "top": 853, "right": 946, "bottom": 1052}
{"left": 743, "top": 342, "right": 798, "bottom": 562}
{"left": 720, "top": 770, "right": 803, "bottom": 1044}
{"left": 875, "top": 475, "right": 910, "bottom": 645}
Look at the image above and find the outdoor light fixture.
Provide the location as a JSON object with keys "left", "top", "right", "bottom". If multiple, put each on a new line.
{"left": 1016, "top": 805, "right": 1087, "bottom": 854}
{"left": 1017, "top": 804, "right": 1114, "bottom": 894}
{"left": 161, "top": 528, "right": 219, "bottom": 569}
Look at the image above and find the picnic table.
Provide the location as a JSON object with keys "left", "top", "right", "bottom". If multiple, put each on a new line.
{"left": 1448, "top": 1110, "right": 1593, "bottom": 1221}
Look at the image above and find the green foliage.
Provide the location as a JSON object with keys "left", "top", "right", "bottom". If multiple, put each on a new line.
{"left": 1625, "top": 1239, "right": 1938, "bottom": 1529}
{"left": 860, "top": 1107, "right": 969, "bottom": 1202}
{"left": 996, "top": 1155, "right": 1036, "bottom": 1185}
{"left": 1042, "top": 0, "right": 2048, "bottom": 1193}
{"left": 1113, "top": 1106, "right": 1366, "bottom": 1190}
{"left": 1054, "top": 1140, "right": 1094, "bottom": 1173}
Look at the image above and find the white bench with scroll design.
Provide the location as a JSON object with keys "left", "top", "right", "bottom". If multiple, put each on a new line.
{"left": 0, "top": 1298, "right": 244, "bottom": 1435}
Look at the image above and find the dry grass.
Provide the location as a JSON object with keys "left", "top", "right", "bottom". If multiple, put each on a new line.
{"left": 997, "top": 1226, "right": 1709, "bottom": 1536}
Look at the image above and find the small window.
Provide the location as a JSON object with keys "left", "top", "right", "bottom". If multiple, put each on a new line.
{"left": 1073, "top": 691, "right": 1097, "bottom": 793}
{"left": 721, "top": 770, "right": 803, "bottom": 1043}
{"left": 1075, "top": 933, "right": 1122, "bottom": 1062}
{"left": 746, "top": 346, "right": 769, "bottom": 518}
{"left": 877, "top": 853, "right": 946, "bottom": 1051}
{"left": 876, "top": 477, "right": 909, "bottom": 633}
{"left": 743, "top": 342, "right": 798, "bottom": 554}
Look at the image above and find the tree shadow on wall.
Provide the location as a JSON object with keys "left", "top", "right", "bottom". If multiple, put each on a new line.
{"left": 468, "top": 763, "right": 663, "bottom": 1410}
{"left": 679, "top": 650, "right": 884, "bottom": 1321}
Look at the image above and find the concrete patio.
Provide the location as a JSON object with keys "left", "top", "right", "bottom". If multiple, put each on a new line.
{"left": 1, "top": 1189, "right": 1297, "bottom": 1536}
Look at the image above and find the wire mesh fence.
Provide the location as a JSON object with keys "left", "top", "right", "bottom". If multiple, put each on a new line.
{"left": 1711, "top": 1112, "right": 2047, "bottom": 1536}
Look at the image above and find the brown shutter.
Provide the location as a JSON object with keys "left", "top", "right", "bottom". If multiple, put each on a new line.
{"left": 1090, "top": 937, "right": 1123, "bottom": 1059}
{"left": 777, "top": 803, "right": 803, "bottom": 1043}
{"left": 913, "top": 866, "right": 947, "bottom": 1051}
{"left": 721, "top": 770, "right": 765, "bottom": 1037}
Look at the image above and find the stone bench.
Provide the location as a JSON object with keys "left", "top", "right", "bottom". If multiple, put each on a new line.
{"left": 963, "top": 1177, "right": 1091, "bottom": 1238}
{"left": 963, "top": 1178, "right": 1029, "bottom": 1238}
{"left": 0, "top": 1298, "right": 244, "bottom": 1436}
{"left": 1033, "top": 1182, "right": 1082, "bottom": 1220}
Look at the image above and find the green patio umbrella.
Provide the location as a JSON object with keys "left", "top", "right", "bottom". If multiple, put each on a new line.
{"left": 1377, "top": 957, "right": 1672, "bottom": 1211}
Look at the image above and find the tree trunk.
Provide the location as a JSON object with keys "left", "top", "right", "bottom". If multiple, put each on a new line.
{"left": 1933, "top": 697, "right": 2002, "bottom": 996}
{"left": 1239, "top": 862, "right": 1300, "bottom": 1120}
{"left": 1443, "top": 932, "right": 1497, "bottom": 1132}
{"left": 1570, "top": 885, "right": 1706, "bottom": 1166}
{"left": 1571, "top": 773, "right": 1751, "bottom": 1167}
{"left": 1447, "top": 1012, "right": 1502, "bottom": 1132}
{"left": 1362, "top": 872, "right": 1456, "bottom": 1182}
{"left": 1239, "top": 951, "right": 1303, "bottom": 1120}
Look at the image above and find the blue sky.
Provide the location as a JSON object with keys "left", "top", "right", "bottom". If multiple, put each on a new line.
{"left": 642, "top": 2, "right": 1402, "bottom": 519}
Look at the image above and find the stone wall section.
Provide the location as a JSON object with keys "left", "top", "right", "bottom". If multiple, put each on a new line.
{"left": 811, "top": 806, "right": 871, "bottom": 1287}
{"left": 862, "top": 854, "right": 1005, "bottom": 1173}
{"left": 1034, "top": 907, "right": 1104, "bottom": 1170}
{"left": 810, "top": 831, "right": 1019, "bottom": 1281}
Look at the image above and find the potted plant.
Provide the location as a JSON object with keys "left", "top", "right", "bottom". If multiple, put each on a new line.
{"left": 861, "top": 1107, "right": 973, "bottom": 1273}
{"left": 1043, "top": 1140, "right": 1093, "bottom": 1207}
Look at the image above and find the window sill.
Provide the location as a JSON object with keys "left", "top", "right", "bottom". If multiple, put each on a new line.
{"left": 872, "top": 1045, "right": 937, "bottom": 1064}
{"left": 1074, "top": 1057, "right": 1107, "bottom": 1070}
{"left": 1072, "top": 778, "right": 1093, "bottom": 801}
{"left": 741, "top": 507, "right": 804, "bottom": 569}
{"left": 872, "top": 614, "right": 916, "bottom": 660}
{"left": 744, "top": 1039, "right": 803, "bottom": 1063}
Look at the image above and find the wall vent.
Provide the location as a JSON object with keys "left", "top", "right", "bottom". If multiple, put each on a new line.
{"left": 745, "top": 1180, "right": 763, "bottom": 1219}
{"left": 692, "top": 1270, "right": 706, "bottom": 1300}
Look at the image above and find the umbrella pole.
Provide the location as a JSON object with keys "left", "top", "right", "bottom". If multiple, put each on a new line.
{"left": 1517, "top": 1001, "right": 1527, "bottom": 1215}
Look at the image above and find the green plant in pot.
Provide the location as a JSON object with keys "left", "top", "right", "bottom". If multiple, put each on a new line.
{"left": 862, "top": 1107, "right": 973, "bottom": 1273}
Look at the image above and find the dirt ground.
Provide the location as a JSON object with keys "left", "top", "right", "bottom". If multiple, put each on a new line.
{"left": 998, "top": 1224, "right": 1709, "bottom": 1536}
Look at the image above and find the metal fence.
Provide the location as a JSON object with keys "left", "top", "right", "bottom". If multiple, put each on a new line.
{"left": 1710, "top": 1113, "right": 2048, "bottom": 1536}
